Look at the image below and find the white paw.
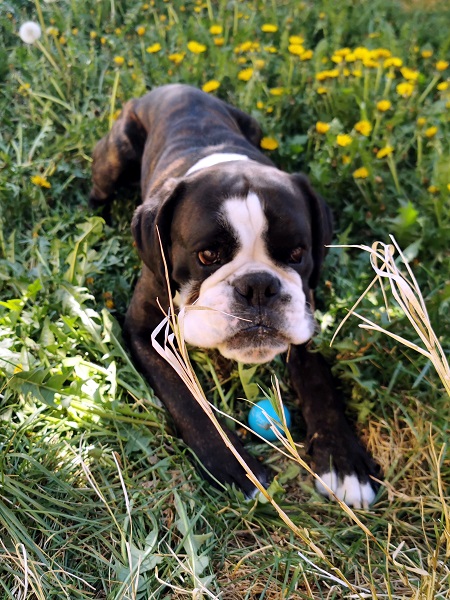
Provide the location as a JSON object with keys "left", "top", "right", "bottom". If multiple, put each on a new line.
{"left": 315, "top": 471, "right": 376, "bottom": 509}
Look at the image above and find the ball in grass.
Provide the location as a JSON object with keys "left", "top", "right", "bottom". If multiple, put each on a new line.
{"left": 248, "top": 399, "right": 291, "bottom": 441}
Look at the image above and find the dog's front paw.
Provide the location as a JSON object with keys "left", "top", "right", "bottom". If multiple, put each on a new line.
{"left": 308, "top": 427, "right": 380, "bottom": 508}
{"left": 188, "top": 428, "right": 270, "bottom": 499}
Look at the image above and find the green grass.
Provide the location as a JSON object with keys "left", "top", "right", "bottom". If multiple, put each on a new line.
{"left": 1, "top": 0, "right": 449, "bottom": 597}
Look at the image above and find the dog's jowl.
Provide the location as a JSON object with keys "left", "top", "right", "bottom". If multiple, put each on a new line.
{"left": 90, "top": 84, "right": 379, "bottom": 507}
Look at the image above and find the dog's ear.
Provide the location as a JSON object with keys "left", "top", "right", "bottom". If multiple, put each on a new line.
{"left": 291, "top": 174, "right": 333, "bottom": 290}
{"left": 131, "top": 178, "right": 185, "bottom": 296}
{"left": 90, "top": 99, "right": 147, "bottom": 207}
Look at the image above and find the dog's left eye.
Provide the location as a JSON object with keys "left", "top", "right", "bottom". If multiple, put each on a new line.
{"left": 289, "top": 247, "right": 304, "bottom": 264}
{"left": 198, "top": 249, "right": 220, "bottom": 266}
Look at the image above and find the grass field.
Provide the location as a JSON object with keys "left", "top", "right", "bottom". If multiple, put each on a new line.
{"left": 1, "top": 0, "right": 450, "bottom": 598}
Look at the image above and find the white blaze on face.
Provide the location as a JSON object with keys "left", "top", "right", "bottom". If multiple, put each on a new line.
{"left": 179, "top": 192, "right": 315, "bottom": 363}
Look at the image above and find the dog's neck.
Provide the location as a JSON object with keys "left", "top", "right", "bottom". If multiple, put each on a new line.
{"left": 185, "top": 152, "right": 250, "bottom": 175}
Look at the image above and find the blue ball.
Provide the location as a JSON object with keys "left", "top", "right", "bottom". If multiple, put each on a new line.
{"left": 248, "top": 399, "right": 291, "bottom": 441}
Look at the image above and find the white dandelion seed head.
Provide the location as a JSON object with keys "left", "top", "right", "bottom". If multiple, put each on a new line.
{"left": 19, "top": 21, "right": 42, "bottom": 44}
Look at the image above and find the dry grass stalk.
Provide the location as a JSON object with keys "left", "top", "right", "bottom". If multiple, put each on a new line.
{"left": 329, "top": 235, "right": 450, "bottom": 397}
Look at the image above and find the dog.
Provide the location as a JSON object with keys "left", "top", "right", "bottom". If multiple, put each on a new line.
{"left": 90, "top": 84, "right": 379, "bottom": 507}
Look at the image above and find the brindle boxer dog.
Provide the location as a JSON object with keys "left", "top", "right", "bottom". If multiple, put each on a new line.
{"left": 90, "top": 84, "right": 379, "bottom": 507}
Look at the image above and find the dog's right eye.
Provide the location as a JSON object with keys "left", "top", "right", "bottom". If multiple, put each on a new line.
{"left": 198, "top": 249, "right": 220, "bottom": 266}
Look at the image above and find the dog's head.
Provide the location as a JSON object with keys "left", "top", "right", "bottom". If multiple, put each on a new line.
{"left": 132, "top": 161, "right": 332, "bottom": 364}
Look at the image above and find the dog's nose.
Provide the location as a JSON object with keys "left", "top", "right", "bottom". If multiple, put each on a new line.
{"left": 233, "top": 271, "right": 281, "bottom": 307}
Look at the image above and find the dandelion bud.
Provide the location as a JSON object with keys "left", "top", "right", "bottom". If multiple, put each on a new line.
{"left": 19, "top": 21, "right": 42, "bottom": 44}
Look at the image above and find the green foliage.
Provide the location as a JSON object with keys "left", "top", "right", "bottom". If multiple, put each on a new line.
{"left": 1, "top": 0, "right": 449, "bottom": 597}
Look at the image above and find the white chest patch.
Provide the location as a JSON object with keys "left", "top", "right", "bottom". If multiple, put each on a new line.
{"left": 185, "top": 153, "right": 250, "bottom": 175}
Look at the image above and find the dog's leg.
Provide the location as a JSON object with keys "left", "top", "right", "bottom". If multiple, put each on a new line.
{"left": 124, "top": 272, "right": 269, "bottom": 497}
{"left": 288, "top": 344, "right": 380, "bottom": 507}
{"left": 90, "top": 100, "right": 146, "bottom": 208}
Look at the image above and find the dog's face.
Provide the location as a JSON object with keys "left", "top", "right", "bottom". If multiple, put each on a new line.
{"left": 132, "top": 161, "right": 332, "bottom": 364}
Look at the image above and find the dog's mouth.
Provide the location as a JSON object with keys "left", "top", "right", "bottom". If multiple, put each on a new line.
{"left": 218, "top": 324, "right": 289, "bottom": 364}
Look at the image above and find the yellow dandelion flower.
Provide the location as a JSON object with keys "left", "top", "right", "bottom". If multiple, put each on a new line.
{"left": 354, "top": 120, "right": 372, "bottom": 136}
{"left": 59, "top": 35, "right": 66, "bottom": 45}
{"left": 237, "top": 57, "right": 246, "bottom": 64}
{"left": 376, "top": 99, "right": 392, "bottom": 112}
{"left": 202, "top": 80, "right": 220, "bottom": 93}
{"left": 353, "top": 46, "right": 370, "bottom": 60}
{"left": 363, "top": 58, "right": 379, "bottom": 68}
{"left": 437, "top": 81, "right": 449, "bottom": 91}
{"left": 269, "top": 87, "right": 285, "bottom": 96}
{"left": 372, "top": 48, "right": 391, "bottom": 59}
{"left": 416, "top": 117, "right": 426, "bottom": 127}
{"left": 376, "top": 146, "right": 394, "bottom": 159}
{"left": 254, "top": 59, "right": 265, "bottom": 69}
{"left": 384, "top": 57, "right": 403, "bottom": 68}
{"left": 168, "top": 52, "right": 185, "bottom": 64}
{"left": 90, "top": 31, "right": 97, "bottom": 39}
{"left": 316, "top": 122, "right": 330, "bottom": 134}
{"left": 209, "top": 25, "right": 223, "bottom": 35}
{"left": 331, "top": 54, "right": 343, "bottom": 64}
{"left": 428, "top": 185, "right": 439, "bottom": 194}
{"left": 31, "top": 175, "right": 51, "bottom": 188}
{"left": 317, "top": 86, "right": 328, "bottom": 94}
{"left": 447, "top": 184, "right": 450, "bottom": 192}
{"left": 289, "top": 35, "right": 304, "bottom": 45}
{"left": 18, "top": 82, "right": 31, "bottom": 94}
{"left": 425, "top": 126, "right": 438, "bottom": 138}
{"left": 146, "top": 43, "right": 161, "bottom": 53}
{"left": 261, "top": 24, "right": 278, "bottom": 33}
{"left": 315, "top": 71, "right": 328, "bottom": 81}
{"left": 263, "top": 45, "right": 277, "bottom": 54}
{"left": 46, "top": 26, "right": 59, "bottom": 36}
{"left": 238, "top": 67, "right": 254, "bottom": 81}
{"left": 396, "top": 81, "right": 414, "bottom": 97}
{"left": 72, "top": 28, "right": 79, "bottom": 35}
{"left": 256, "top": 101, "right": 264, "bottom": 109}
{"left": 100, "top": 37, "right": 106, "bottom": 44}
{"left": 342, "top": 155, "right": 351, "bottom": 165}
{"left": 136, "top": 26, "right": 146, "bottom": 36}
{"left": 301, "top": 50, "right": 313, "bottom": 61}
{"left": 353, "top": 167, "right": 370, "bottom": 179}
{"left": 260, "top": 137, "right": 279, "bottom": 150}
{"left": 288, "top": 44, "right": 305, "bottom": 56}
{"left": 436, "top": 60, "right": 449, "bottom": 72}
{"left": 315, "top": 69, "right": 339, "bottom": 81}
{"left": 214, "top": 37, "right": 224, "bottom": 47}
{"left": 113, "top": 55, "right": 125, "bottom": 66}
{"left": 337, "top": 134, "right": 353, "bottom": 147}
{"left": 352, "top": 69, "right": 363, "bottom": 78}
{"left": 345, "top": 53, "right": 356, "bottom": 63}
{"left": 188, "top": 40, "right": 207, "bottom": 54}
{"left": 421, "top": 49, "right": 433, "bottom": 58}
{"left": 400, "top": 67, "right": 419, "bottom": 81}
{"left": 235, "top": 41, "right": 251, "bottom": 53}
{"left": 335, "top": 47, "right": 351, "bottom": 57}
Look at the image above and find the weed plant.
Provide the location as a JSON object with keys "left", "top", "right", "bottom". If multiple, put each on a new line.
{"left": 0, "top": 0, "right": 449, "bottom": 598}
